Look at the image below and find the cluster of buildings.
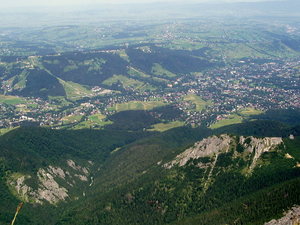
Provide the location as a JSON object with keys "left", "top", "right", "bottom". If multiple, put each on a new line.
{"left": 1, "top": 58, "right": 299, "bottom": 129}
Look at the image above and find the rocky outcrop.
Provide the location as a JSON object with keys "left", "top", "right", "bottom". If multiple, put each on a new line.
{"left": 13, "top": 175, "right": 32, "bottom": 202}
{"left": 48, "top": 166, "right": 66, "bottom": 179}
{"left": 36, "top": 168, "right": 69, "bottom": 204}
{"left": 74, "top": 174, "right": 88, "bottom": 181}
{"left": 265, "top": 206, "right": 300, "bottom": 225}
{"left": 67, "top": 159, "right": 89, "bottom": 175}
{"left": 164, "top": 134, "right": 232, "bottom": 168}
{"left": 165, "top": 135, "right": 283, "bottom": 171}
{"left": 163, "top": 134, "right": 284, "bottom": 193}
{"left": 8, "top": 159, "right": 92, "bottom": 204}
{"left": 239, "top": 136, "right": 283, "bottom": 172}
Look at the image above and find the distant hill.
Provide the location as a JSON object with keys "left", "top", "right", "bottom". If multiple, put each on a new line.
{"left": 0, "top": 47, "right": 219, "bottom": 99}
{"left": 1, "top": 1, "right": 300, "bottom": 27}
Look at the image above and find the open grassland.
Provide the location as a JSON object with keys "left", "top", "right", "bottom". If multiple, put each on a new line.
{"left": 71, "top": 114, "right": 112, "bottom": 129}
{"left": 61, "top": 115, "right": 83, "bottom": 124}
{"left": 151, "top": 63, "right": 177, "bottom": 78}
{"left": 0, "top": 95, "right": 25, "bottom": 105}
{"left": 214, "top": 41, "right": 299, "bottom": 59}
{"left": 109, "top": 100, "right": 166, "bottom": 112}
{"left": 210, "top": 114, "right": 243, "bottom": 129}
{"left": 48, "top": 96, "right": 72, "bottom": 108}
{"left": 183, "top": 94, "right": 213, "bottom": 111}
{"left": 59, "top": 79, "right": 93, "bottom": 100}
{"left": 238, "top": 107, "right": 264, "bottom": 116}
{"left": 49, "top": 101, "right": 71, "bottom": 111}
{"left": 216, "top": 43, "right": 267, "bottom": 59}
{"left": 102, "top": 75, "right": 155, "bottom": 91}
{"left": 11, "top": 71, "right": 28, "bottom": 90}
{"left": 147, "top": 121, "right": 185, "bottom": 132}
{"left": 128, "top": 67, "right": 151, "bottom": 78}
{"left": 103, "top": 75, "right": 142, "bottom": 87}
{"left": 163, "top": 40, "right": 207, "bottom": 50}
{"left": 88, "top": 113, "right": 106, "bottom": 122}
{"left": 152, "top": 76, "right": 169, "bottom": 84}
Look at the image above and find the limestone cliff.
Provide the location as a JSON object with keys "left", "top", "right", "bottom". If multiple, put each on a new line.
{"left": 165, "top": 134, "right": 283, "bottom": 172}
{"left": 7, "top": 159, "right": 92, "bottom": 204}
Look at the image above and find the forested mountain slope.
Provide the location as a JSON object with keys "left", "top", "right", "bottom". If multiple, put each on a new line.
{"left": 0, "top": 120, "right": 299, "bottom": 225}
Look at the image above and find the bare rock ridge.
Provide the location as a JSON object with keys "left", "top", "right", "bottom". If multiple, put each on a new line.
{"left": 265, "top": 206, "right": 300, "bottom": 225}
{"left": 241, "top": 136, "right": 283, "bottom": 172}
{"left": 7, "top": 135, "right": 285, "bottom": 205}
{"left": 8, "top": 159, "right": 92, "bottom": 204}
{"left": 164, "top": 134, "right": 283, "bottom": 171}
{"left": 164, "top": 134, "right": 232, "bottom": 168}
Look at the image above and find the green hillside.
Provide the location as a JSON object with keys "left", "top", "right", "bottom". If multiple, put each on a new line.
{"left": 0, "top": 119, "right": 299, "bottom": 225}
{"left": 57, "top": 134, "right": 300, "bottom": 225}
{"left": 0, "top": 5, "right": 300, "bottom": 225}
{"left": 0, "top": 127, "right": 150, "bottom": 225}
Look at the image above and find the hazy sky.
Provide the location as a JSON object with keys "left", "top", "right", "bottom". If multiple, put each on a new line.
{"left": 1, "top": 0, "right": 281, "bottom": 8}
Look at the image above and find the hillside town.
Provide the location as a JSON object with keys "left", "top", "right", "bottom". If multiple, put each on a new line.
{"left": 1, "top": 56, "right": 299, "bottom": 129}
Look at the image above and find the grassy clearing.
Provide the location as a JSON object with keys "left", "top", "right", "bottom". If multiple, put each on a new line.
{"left": 118, "top": 49, "right": 130, "bottom": 62}
{"left": 128, "top": 67, "right": 151, "bottom": 78}
{"left": 28, "top": 55, "right": 43, "bottom": 68}
{"left": 27, "top": 103, "right": 39, "bottom": 109}
{"left": 109, "top": 100, "right": 166, "bottom": 112}
{"left": 48, "top": 96, "right": 72, "bottom": 108}
{"left": 0, "top": 127, "right": 18, "bottom": 136}
{"left": 62, "top": 115, "right": 83, "bottom": 124}
{"left": 59, "top": 79, "right": 93, "bottom": 100}
{"left": 152, "top": 77, "right": 169, "bottom": 84}
{"left": 102, "top": 75, "right": 144, "bottom": 89}
{"left": 12, "top": 70, "right": 28, "bottom": 90}
{"left": 147, "top": 121, "right": 185, "bottom": 132}
{"left": 72, "top": 120, "right": 113, "bottom": 129}
{"left": 217, "top": 41, "right": 299, "bottom": 59}
{"left": 151, "top": 63, "right": 177, "bottom": 78}
{"left": 63, "top": 113, "right": 112, "bottom": 129}
{"left": 210, "top": 114, "right": 243, "bottom": 129}
{"left": 183, "top": 94, "right": 213, "bottom": 111}
{"left": 88, "top": 113, "right": 106, "bottom": 122}
{"left": 103, "top": 75, "right": 155, "bottom": 91}
{"left": 163, "top": 40, "right": 206, "bottom": 50}
{"left": 72, "top": 114, "right": 112, "bottom": 129}
{"left": 216, "top": 43, "right": 266, "bottom": 59}
{"left": 191, "top": 72, "right": 204, "bottom": 77}
{"left": 238, "top": 107, "right": 264, "bottom": 116}
{"left": 0, "top": 95, "right": 25, "bottom": 105}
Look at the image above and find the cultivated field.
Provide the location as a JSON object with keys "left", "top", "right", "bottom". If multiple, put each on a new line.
{"left": 109, "top": 100, "right": 166, "bottom": 112}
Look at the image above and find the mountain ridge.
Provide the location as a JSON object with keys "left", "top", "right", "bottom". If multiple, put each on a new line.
{"left": 1, "top": 119, "right": 299, "bottom": 224}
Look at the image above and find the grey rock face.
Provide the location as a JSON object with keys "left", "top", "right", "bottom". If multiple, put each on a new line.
{"left": 165, "top": 134, "right": 232, "bottom": 168}
{"left": 8, "top": 159, "right": 92, "bottom": 204}
{"left": 239, "top": 136, "right": 283, "bottom": 173}
{"left": 265, "top": 206, "right": 300, "bottom": 225}
{"left": 165, "top": 135, "right": 282, "bottom": 171}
